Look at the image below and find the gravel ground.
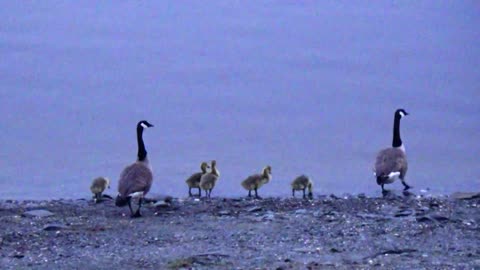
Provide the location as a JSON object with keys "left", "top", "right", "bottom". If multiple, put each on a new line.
{"left": 0, "top": 192, "right": 479, "bottom": 269}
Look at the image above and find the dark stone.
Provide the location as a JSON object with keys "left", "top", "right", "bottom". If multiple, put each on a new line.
{"left": 247, "top": 206, "right": 262, "bottom": 213}
{"left": 395, "top": 209, "right": 413, "bottom": 217}
{"left": 451, "top": 192, "right": 480, "bottom": 200}
{"left": 154, "top": 201, "right": 170, "bottom": 208}
{"left": 43, "top": 223, "right": 68, "bottom": 231}
{"left": 218, "top": 210, "right": 231, "bottom": 216}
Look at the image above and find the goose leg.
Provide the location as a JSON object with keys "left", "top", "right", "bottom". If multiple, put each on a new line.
{"left": 198, "top": 188, "right": 202, "bottom": 197}
{"left": 127, "top": 198, "right": 135, "bottom": 216}
{"left": 401, "top": 178, "right": 411, "bottom": 190}
{"left": 132, "top": 198, "right": 143, "bottom": 218}
{"left": 292, "top": 189, "right": 295, "bottom": 197}
{"left": 248, "top": 190, "right": 251, "bottom": 197}
{"left": 188, "top": 187, "right": 192, "bottom": 197}
{"left": 95, "top": 193, "right": 101, "bottom": 203}
{"left": 381, "top": 184, "right": 390, "bottom": 197}
{"left": 254, "top": 188, "right": 259, "bottom": 199}
{"left": 302, "top": 189, "right": 306, "bottom": 199}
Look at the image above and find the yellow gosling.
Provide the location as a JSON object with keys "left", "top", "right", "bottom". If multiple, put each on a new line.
{"left": 90, "top": 177, "right": 110, "bottom": 203}
{"left": 291, "top": 175, "right": 313, "bottom": 199}
{"left": 185, "top": 161, "right": 210, "bottom": 197}
{"left": 199, "top": 160, "right": 220, "bottom": 198}
{"left": 241, "top": 166, "right": 272, "bottom": 198}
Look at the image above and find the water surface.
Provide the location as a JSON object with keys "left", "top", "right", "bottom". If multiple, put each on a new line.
{"left": 0, "top": 2, "right": 479, "bottom": 199}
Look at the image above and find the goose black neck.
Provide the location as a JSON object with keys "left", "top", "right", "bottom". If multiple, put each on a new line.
{"left": 137, "top": 127, "right": 147, "bottom": 161}
{"left": 392, "top": 115, "right": 402, "bottom": 148}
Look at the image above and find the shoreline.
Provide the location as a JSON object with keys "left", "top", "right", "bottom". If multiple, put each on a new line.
{"left": 1, "top": 192, "right": 479, "bottom": 269}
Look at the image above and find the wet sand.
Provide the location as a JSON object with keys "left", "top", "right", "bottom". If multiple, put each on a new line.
{"left": 1, "top": 192, "right": 479, "bottom": 269}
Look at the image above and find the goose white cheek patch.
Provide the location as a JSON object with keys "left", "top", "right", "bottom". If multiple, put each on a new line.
{"left": 141, "top": 123, "right": 149, "bottom": 129}
{"left": 399, "top": 111, "right": 405, "bottom": 117}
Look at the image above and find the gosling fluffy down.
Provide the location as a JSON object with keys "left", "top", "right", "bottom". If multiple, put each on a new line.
{"left": 90, "top": 177, "right": 110, "bottom": 203}
{"left": 291, "top": 175, "right": 313, "bottom": 199}
{"left": 186, "top": 161, "right": 210, "bottom": 197}
{"left": 241, "top": 166, "right": 272, "bottom": 198}
{"left": 199, "top": 160, "right": 220, "bottom": 198}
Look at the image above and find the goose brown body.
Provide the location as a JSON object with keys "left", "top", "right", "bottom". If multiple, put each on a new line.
{"left": 374, "top": 109, "right": 411, "bottom": 192}
{"left": 115, "top": 120, "right": 154, "bottom": 218}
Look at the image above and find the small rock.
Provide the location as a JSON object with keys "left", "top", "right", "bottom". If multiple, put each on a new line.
{"left": 12, "top": 252, "right": 24, "bottom": 259}
{"left": 416, "top": 216, "right": 433, "bottom": 223}
{"left": 416, "top": 214, "right": 449, "bottom": 223}
{"left": 430, "top": 214, "right": 449, "bottom": 222}
{"left": 23, "top": 209, "right": 54, "bottom": 218}
{"left": 357, "top": 193, "right": 366, "bottom": 199}
{"left": 153, "top": 201, "right": 170, "bottom": 208}
{"left": 451, "top": 192, "right": 480, "bottom": 200}
{"left": 247, "top": 206, "right": 262, "bottom": 213}
{"left": 394, "top": 209, "right": 413, "bottom": 217}
{"left": 294, "top": 247, "right": 315, "bottom": 253}
{"left": 218, "top": 210, "right": 231, "bottom": 216}
{"left": 295, "top": 209, "right": 307, "bottom": 215}
{"left": 357, "top": 213, "right": 388, "bottom": 220}
{"left": 262, "top": 211, "right": 275, "bottom": 221}
{"left": 330, "top": 247, "right": 341, "bottom": 253}
{"left": 43, "top": 223, "right": 68, "bottom": 231}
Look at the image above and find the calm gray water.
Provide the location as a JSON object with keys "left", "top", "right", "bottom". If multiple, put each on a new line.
{"left": 1, "top": 2, "right": 479, "bottom": 199}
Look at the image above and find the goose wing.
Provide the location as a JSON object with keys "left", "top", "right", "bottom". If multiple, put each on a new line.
{"left": 374, "top": 148, "right": 407, "bottom": 177}
{"left": 118, "top": 162, "right": 153, "bottom": 197}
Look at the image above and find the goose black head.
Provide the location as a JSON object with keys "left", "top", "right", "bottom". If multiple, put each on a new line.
{"left": 395, "top": 109, "right": 409, "bottom": 119}
{"left": 137, "top": 120, "right": 154, "bottom": 130}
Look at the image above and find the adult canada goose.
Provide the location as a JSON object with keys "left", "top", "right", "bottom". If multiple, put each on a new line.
{"left": 199, "top": 160, "right": 220, "bottom": 198}
{"left": 291, "top": 175, "right": 313, "bottom": 199}
{"left": 115, "top": 120, "right": 154, "bottom": 218}
{"left": 185, "top": 162, "right": 210, "bottom": 197}
{"left": 374, "top": 109, "right": 411, "bottom": 192}
{"left": 241, "top": 166, "right": 272, "bottom": 198}
{"left": 90, "top": 177, "right": 110, "bottom": 203}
